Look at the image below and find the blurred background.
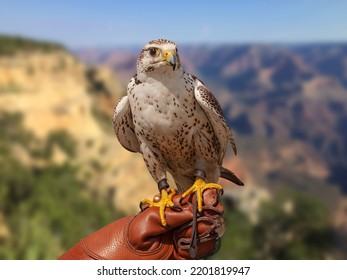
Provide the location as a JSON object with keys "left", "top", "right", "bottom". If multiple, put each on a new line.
{"left": 1, "top": 0, "right": 347, "bottom": 259}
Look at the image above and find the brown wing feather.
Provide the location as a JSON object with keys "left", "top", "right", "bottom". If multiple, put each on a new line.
{"left": 193, "top": 75, "right": 237, "bottom": 158}
{"left": 112, "top": 95, "right": 140, "bottom": 153}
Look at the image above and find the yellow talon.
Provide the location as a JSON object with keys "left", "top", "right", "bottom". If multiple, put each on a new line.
{"left": 141, "top": 188, "right": 177, "bottom": 227}
{"left": 181, "top": 178, "right": 222, "bottom": 212}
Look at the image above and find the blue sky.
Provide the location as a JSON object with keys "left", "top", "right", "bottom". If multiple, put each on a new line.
{"left": 1, "top": 0, "right": 346, "bottom": 48}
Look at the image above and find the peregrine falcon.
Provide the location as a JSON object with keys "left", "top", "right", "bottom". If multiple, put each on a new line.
{"left": 113, "top": 39, "right": 243, "bottom": 226}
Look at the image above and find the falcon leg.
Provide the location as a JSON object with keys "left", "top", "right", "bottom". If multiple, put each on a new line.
{"left": 140, "top": 179, "right": 176, "bottom": 228}
{"left": 181, "top": 170, "right": 222, "bottom": 213}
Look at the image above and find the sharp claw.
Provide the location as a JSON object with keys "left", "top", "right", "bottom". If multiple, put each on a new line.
{"left": 139, "top": 201, "right": 149, "bottom": 211}
{"left": 179, "top": 197, "right": 184, "bottom": 205}
{"left": 171, "top": 204, "right": 182, "bottom": 212}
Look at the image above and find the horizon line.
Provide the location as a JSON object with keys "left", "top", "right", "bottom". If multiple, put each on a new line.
{"left": 1, "top": 33, "right": 347, "bottom": 50}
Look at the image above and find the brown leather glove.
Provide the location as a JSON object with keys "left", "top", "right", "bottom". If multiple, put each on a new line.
{"left": 57, "top": 189, "right": 225, "bottom": 260}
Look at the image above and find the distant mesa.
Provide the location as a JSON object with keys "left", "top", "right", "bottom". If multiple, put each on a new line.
{"left": 0, "top": 34, "right": 65, "bottom": 56}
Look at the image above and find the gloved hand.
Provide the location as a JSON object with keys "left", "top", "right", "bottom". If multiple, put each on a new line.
{"left": 57, "top": 189, "right": 225, "bottom": 260}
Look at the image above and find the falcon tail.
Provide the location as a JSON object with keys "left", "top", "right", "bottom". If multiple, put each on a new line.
{"left": 220, "top": 166, "right": 244, "bottom": 186}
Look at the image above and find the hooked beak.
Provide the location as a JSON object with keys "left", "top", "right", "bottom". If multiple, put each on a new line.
{"left": 161, "top": 50, "right": 177, "bottom": 71}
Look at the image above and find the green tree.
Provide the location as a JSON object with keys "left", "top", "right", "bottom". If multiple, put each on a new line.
{"left": 213, "top": 188, "right": 334, "bottom": 259}
{"left": 0, "top": 35, "right": 64, "bottom": 56}
{"left": 253, "top": 188, "right": 334, "bottom": 259}
{"left": 0, "top": 111, "right": 123, "bottom": 259}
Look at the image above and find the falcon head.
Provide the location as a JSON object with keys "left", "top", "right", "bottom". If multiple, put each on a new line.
{"left": 137, "top": 39, "right": 182, "bottom": 75}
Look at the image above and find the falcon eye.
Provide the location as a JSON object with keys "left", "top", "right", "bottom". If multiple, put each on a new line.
{"left": 149, "top": 47, "right": 159, "bottom": 57}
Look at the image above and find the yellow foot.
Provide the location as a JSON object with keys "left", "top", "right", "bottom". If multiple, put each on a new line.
{"left": 181, "top": 178, "right": 222, "bottom": 212}
{"left": 141, "top": 188, "right": 177, "bottom": 227}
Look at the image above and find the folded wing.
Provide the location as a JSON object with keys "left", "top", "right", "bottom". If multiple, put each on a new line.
{"left": 193, "top": 76, "right": 237, "bottom": 164}
{"left": 112, "top": 95, "right": 140, "bottom": 153}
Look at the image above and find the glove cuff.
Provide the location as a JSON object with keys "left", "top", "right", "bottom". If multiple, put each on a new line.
{"left": 58, "top": 216, "right": 175, "bottom": 260}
